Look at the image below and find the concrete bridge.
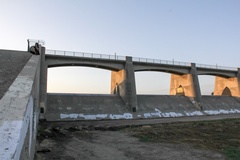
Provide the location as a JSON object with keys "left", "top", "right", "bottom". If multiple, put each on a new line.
{"left": 38, "top": 49, "right": 240, "bottom": 121}
{"left": 1, "top": 43, "right": 240, "bottom": 159}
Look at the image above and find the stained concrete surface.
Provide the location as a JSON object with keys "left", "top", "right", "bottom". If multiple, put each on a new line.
{"left": 46, "top": 93, "right": 128, "bottom": 121}
{"left": 0, "top": 49, "right": 32, "bottom": 99}
{"left": 46, "top": 93, "right": 240, "bottom": 121}
{"left": 202, "top": 96, "right": 240, "bottom": 110}
{"left": 137, "top": 95, "right": 196, "bottom": 112}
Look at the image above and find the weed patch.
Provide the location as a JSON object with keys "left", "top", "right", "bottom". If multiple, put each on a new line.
{"left": 224, "top": 147, "right": 240, "bottom": 160}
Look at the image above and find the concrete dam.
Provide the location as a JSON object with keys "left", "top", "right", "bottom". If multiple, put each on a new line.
{"left": 1, "top": 43, "right": 240, "bottom": 159}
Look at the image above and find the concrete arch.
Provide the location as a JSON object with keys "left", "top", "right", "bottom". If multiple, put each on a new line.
{"left": 133, "top": 65, "right": 190, "bottom": 75}
{"left": 47, "top": 63, "right": 121, "bottom": 71}
{"left": 46, "top": 56, "right": 125, "bottom": 71}
{"left": 197, "top": 69, "right": 236, "bottom": 78}
{"left": 197, "top": 72, "right": 235, "bottom": 78}
{"left": 134, "top": 69, "right": 188, "bottom": 75}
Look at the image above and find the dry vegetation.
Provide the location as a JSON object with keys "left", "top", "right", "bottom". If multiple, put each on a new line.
{"left": 126, "top": 118, "right": 240, "bottom": 160}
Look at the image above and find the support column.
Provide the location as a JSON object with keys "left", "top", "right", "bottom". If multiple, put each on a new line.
{"left": 190, "top": 63, "right": 202, "bottom": 109}
{"left": 170, "top": 63, "right": 202, "bottom": 109}
{"left": 39, "top": 47, "right": 47, "bottom": 118}
{"left": 214, "top": 68, "right": 240, "bottom": 97}
{"left": 111, "top": 57, "right": 138, "bottom": 112}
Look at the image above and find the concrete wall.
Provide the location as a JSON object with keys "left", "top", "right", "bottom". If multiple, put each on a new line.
{"left": 0, "top": 53, "right": 41, "bottom": 159}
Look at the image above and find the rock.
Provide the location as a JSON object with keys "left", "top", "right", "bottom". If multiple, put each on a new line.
{"left": 141, "top": 125, "right": 152, "bottom": 130}
{"left": 37, "top": 149, "right": 51, "bottom": 153}
{"left": 40, "top": 139, "right": 56, "bottom": 149}
{"left": 39, "top": 129, "right": 53, "bottom": 138}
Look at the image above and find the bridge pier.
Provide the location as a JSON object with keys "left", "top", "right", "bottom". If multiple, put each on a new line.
{"left": 40, "top": 47, "right": 47, "bottom": 118}
{"left": 214, "top": 69, "right": 240, "bottom": 97}
{"left": 111, "top": 57, "right": 138, "bottom": 112}
{"left": 170, "top": 63, "right": 202, "bottom": 109}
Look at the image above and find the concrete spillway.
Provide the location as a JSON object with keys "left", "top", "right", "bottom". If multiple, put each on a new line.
{"left": 46, "top": 94, "right": 200, "bottom": 121}
{"left": 46, "top": 93, "right": 128, "bottom": 121}
{"left": 137, "top": 95, "right": 196, "bottom": 112}
{"left": 202, "top": 96, "right": 240, "bottom": 110}
{"left": 46, "top": 94, "right": 240, "bottom": 121}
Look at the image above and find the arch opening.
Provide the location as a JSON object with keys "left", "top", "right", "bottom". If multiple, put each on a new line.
{"left": 198, "top": 75, "right": 215, "bottom": 95}
{"left": 135, "top": 71, "right": 170, "bottom": 95}
{"left": 47, "top": 67, "right": 111, "bottom": 94}
{"left": 176, "top": 85, "right": 185, "bottom": 95}
{"left": 222, "top": 87, "right": 232, "bottom": 96}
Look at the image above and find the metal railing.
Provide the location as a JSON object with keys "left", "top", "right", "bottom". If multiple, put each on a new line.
{"left": 132, "top": 57, "right": 191, "bottom": 66}
{"left": 46, "top": 49, "right": 126, "bottom": 60}
{"left": 46, "top": 49, "right": 238, "bottom": 71}
{"left": 196, "top": 63, "right": 237, "bottom": 71}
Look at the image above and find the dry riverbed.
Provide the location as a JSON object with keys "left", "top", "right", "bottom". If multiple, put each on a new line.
{"left": 35, "top": 118, "right": 240, "bottom": 160}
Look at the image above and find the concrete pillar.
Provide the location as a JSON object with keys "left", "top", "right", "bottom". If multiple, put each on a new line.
{"left": 111, "top": 57, "right": 138, "bottom": 112}
{"left": 214, "top": 69, "right": 240, "bottom": 97}
{"left": 190, "top": 63, "right": 202, "bottom": 107}
{"left": 170, "top": 63, "right": 202, "bottom": 109}
{"left": 39, "top": 47, "right": 47, "bottom": 118}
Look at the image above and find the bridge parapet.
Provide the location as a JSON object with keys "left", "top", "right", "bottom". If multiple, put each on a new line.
{"left": 132, "top": 57, "right": 191, "bottom": 67}
{"left": 196, "top": 63, "right": 237, "bottom": 71}
{"left": 46, "top": 49, "right": 238, "bottom": 72}
{"left": 46, "top": 49, "right": 126, "bottom": 60}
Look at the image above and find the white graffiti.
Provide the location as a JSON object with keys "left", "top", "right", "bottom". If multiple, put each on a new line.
{"left": 204, "top": 109, "right": 240, "bottom": 115}
{"left": 185, "top": 111, "right": 203, "bottom": 116}
{"left": 60, "top": 108, "right": 240, "bottom": 120}
{"left": 109, "top": 113, "right": 133, "bottom": 119}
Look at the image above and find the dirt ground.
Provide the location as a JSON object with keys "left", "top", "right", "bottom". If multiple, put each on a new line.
{"left": 34, "top": 118, "right": 240, "bottom": 160}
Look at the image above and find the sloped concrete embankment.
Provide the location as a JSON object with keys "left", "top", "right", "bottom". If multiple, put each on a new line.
{"left": 0, "top": 51, "right": 40, "bottom": 160}
{"left": 137, "top": 95, "right": 202, "bottom": 118}
{"left": 46, "top": 94, "right": 240, "bottom": 121}
{"left": 202, "top": 96, "right": 240, "bottom": 115}
{"left": 47, "top": 94, "right": 199, "bottom": 121}
{"left": 0, "top": 50, "right": 32, "bottom": 99}
{"left": 46, "top": 94, "right": 129, "bottom": 121}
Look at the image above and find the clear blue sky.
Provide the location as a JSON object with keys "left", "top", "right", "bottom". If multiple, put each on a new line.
{"left": 1, "top": 0, "right": 239, "bottom": 95}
